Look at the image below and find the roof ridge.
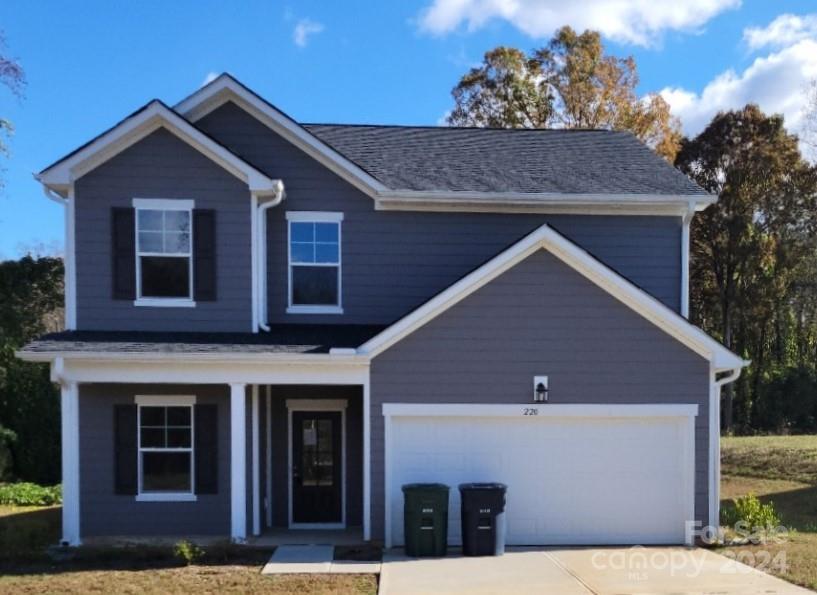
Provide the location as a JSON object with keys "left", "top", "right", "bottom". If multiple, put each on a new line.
{"left": 303, "top": 122, "right": 627, "bottom": 133}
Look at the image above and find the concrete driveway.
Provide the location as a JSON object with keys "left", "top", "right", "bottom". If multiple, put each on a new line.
{"left": 379, "top": 547, "right": 811, "bottom": 594}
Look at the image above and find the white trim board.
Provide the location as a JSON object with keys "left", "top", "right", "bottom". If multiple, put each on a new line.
{"left": 382, "top": 403, "right": 699, "bottom": 418}
{"left": 37, "top": 100, "right": 281, "bottom": 197}
{"left": 38, "top": 358, "right": 369, "bottom": 387}
{"left": 174, "top": 74, "right": 715, "bottom": 213}
{"left": 286, "top": 399, "right": 347, "bottom": 530}
{"left": 357, "top": 223, "right": 747, "bottom": 372}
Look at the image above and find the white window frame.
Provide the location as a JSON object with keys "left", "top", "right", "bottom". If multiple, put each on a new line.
{"left": 135, "top": 394, "right": 197, "bottom": 502}
{"left": 133, "top": 198, "right": 196, "bottom": 308}
{"left": 286, "top": 211, "right": 344, "bottom": 315}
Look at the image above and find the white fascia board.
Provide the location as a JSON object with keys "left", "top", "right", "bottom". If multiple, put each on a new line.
{"left": 359, "top": 223, "right": 746, "bottom": 371}
{"left": 374, "top": 199, "right": 695, "bottom": 217}
{"left": 47, "top": 357, "right": 369, "bottom": 387}
{"left": 382, "top": 403, "right": 699, "bottom": 418}
{"left": 38, "top": 100, "right": 279, "bottom": 195}
{"left": 376, "top": 191, "right": 715, "bottom": 209}
{"left": 175, "top": 75, "right": 713, "bottom": 214}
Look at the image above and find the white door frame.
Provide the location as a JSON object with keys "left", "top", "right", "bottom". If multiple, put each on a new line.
{"left": 287, "top": 399, "right": 348, "bottom": 529}
{"left": 382, "top": 402, "right": 698, "bottom": 548}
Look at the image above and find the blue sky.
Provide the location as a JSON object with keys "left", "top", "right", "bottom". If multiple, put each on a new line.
{"left": 1, "top": 0, "right": 816, "bottom": 259}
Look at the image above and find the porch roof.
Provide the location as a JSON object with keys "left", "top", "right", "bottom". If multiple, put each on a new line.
{"left": 20, "top": 326, "right": 386, "bottom": 357}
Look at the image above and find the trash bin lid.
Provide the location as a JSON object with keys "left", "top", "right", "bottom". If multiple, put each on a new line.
{"left": 402, "top": 483, "right": 450, "bottom": 492}
{"left": 458, "top": 482, "right": 507, "bottom": 492}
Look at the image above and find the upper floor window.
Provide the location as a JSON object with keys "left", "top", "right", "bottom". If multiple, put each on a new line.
{"left": 134, "top": 198, "right": 194, "bottom": 305}
{"left": 286, "top": 212, "right": 343, "bottom": 314}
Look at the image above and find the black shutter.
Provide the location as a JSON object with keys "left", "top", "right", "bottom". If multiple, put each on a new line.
{"left": 111, "top": 207, "right": 136, "bottom": 300}
{"left": 195, "top": 404, "right": 218, "bottom": 494}
{"left": 193, "top": 209, "right": 217, "bottom": 301}
{"left": 114, "top": 404, "right": 138, "bottom": 495}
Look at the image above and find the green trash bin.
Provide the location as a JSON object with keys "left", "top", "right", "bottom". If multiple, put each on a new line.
{"left": 402, "top": 483, "right": 450, "bottom": 557}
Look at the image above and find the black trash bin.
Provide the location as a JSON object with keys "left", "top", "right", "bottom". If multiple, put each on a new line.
{"left": 402, "top": 483, "right": 450, "bottom": 557}
{"left": 458, "top": 483, "right": 507, "bottom": 556}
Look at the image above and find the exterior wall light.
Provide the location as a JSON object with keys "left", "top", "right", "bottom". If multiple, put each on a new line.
{"left": 533, "top": 376, "right": 549, "bottom": 403}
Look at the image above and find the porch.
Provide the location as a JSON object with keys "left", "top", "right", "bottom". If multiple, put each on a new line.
{"left": 45, "top": 350, "right": 372, "bottom": 546}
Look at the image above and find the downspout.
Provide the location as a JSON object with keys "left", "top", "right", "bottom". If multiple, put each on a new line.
{"left": 710, "top": 365, "right": 744, "bottom": 534}
{"left": 41, "top": 181, "right": 77, "bottom": 330}
{"left": 681, "top": 201, "right": 695, "bottom": 319}
{"left": 256, "top": 180, "right": 285, "bottom": 332}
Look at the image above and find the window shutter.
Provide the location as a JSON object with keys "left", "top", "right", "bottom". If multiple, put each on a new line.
{"left": 193, "top": 209, "right": 217, "bottom": 301}
{"left": 111, "top": 207, "right": 136, "bottom": 300}
{"left": 114, "top": 404, "right": 138, "bottom": 495}
{"left": 194, "top": 404, "right": 218, "bottom": 494}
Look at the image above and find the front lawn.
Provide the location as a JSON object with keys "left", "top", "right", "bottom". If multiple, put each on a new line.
{"left": 0, "top": 504, "right": 377, "bottom": 594}
{"left": 719, "top": 435, "right": 817, "bottom": 591}
{"left": 721, "top": 434, "right": 817, "bottom": 484}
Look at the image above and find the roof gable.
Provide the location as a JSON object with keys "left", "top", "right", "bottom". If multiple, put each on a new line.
{"left": 174, "top": 74, "right": 388, "bottom": 197}
{"left": 38, "top": 99, "right": 281, "bottom": 197}
{"left": 356, "top": 223, "right": 746, "bottom": 371}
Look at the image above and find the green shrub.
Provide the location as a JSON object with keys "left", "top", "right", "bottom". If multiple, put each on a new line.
{"left": 0, "top": 482, "right": 62, "bottom": 506}
{"left": 721, "top": 493, "right": 782, "bottom": 541}
{"left": 174, "top": 540, "right": 204, "bottom": 565}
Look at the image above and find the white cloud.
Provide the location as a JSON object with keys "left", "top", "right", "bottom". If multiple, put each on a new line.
{"left": 743, "top": 13, "right": 817, "bottom": 50}
{"left": 293, "top": 18, "right": 325, "bottom": 48}
{"left": 661, "top": 26, "right": 817, "bottom": 147}
{"left": 418, "top": 0, "right": 740, "bottom": 46}
{"left": 201, "top": 72, "right": 219, "bottom": 87}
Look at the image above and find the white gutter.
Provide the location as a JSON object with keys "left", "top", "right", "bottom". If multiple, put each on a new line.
{"left": 42, "top": 182, "right": 67, "bottom": 206}
{"left": 255, "top": 180, "right": 285, "bottom": 332}
{"left": 681, "top": 201, "right": 696, "bottom": 319}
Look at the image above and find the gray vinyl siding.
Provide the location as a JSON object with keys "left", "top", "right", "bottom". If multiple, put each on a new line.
{"left": 195, "top": 102, "right": 682, "bottom": 326}
{"left": 79, "top": 384, "right": 230, "bottom": 537}
{"left": 74, "top": 128, "right": 253, "bottom": 332}
{"left": 369, "top": 249, "right": 711, "bottom": 542}
{"left": 268, "top": 385, "right": 363, "bottom": 527}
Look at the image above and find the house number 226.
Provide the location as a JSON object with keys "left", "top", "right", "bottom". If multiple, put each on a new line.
{"left": 522, "top": 408, "right": 539, "bottom": 416}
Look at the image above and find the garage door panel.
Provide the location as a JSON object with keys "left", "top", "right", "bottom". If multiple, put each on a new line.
{"left": 388, "top": 413, "right": 693, "bottom": 546}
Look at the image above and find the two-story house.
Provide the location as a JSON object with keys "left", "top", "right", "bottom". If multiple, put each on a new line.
{"left": 19, "top": 74, "right": 745, "bottom": 548}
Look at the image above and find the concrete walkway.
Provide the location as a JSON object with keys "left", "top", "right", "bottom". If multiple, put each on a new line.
{"left": 261, "top": 545, "right": 381, "bottom": 575}
{"left": 380, "top": 547, "right": 811, "bottom": 594}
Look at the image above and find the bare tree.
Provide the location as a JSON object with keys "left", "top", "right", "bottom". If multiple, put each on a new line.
{"left": 0, "top": 30, "right": 26, "bottom": 189}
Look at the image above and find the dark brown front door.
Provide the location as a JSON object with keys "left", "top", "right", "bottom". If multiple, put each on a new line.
{"left": 292, "top": 411, "right": 342, "bottom": 524}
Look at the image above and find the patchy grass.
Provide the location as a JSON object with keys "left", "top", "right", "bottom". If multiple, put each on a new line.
{"left": 722, "top": 435, "right": 817, "bottom": 484}
{"left": 719, "top": 436, "right": 817, "bottom": 591}
{"left": 0, "top": 505, "right": 377, "bottom": 594}
{"left": 0, "top": 567, "right": 378, "bottom": 594}
{"left": 0, "top": 504, "right": 60, "bottom": 561}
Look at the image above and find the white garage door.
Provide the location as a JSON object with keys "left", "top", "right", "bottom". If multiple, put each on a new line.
{"left": 384, "top": 404, "right": 696, "bottom": 547}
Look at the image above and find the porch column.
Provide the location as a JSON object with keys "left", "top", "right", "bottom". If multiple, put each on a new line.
{"left": 251, "top": 385, "right": 261, "bottom": 536}
{"left": 230, "top": 383, "right": 247, "bottom": 542}
{"left": 61, "top": 380, "right": 80, "bottom": 545}
{"left": 363, "top": 378, "right": 371, "bottom": 541}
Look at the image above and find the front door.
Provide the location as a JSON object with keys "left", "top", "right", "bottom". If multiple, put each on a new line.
{"left": 291, "top": 411, "right": 342, "bottom": 524}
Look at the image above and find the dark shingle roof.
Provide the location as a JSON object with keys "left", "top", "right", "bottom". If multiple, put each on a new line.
{"left": 20, "top": 326, "right": 386, "bottom": 356}
{"left": 303, "top": 124, "right": 707, "bottom": 197}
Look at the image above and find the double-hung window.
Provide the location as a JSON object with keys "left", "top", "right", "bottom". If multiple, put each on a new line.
{"left": 136, "top": 396, "right": 195, "bottom": 501}
{"left": 134, "top": 198, "right": 194, "bottom": 306}
{"left": 287, "top": 212, "right": 343, "bottom": 314}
